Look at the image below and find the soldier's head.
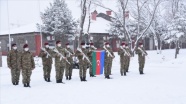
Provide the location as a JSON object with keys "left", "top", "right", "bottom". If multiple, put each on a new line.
{"left": 139, "top": 42, "right": 143, "bottom": 47}
{"left": 66, "top": 43, "right": 70, "bottom": 48}
{"left": 105, "top": 42, "right": 110, "bottom": 47}
{"left": 121, "top": 43, "right": 126, "bottom": 48}
{"left": 23, "top": 44, "right": 29, "bottom": 51}
{"left": 125, "top": 44, "right": 129, "bottom": 48}
{"left": 11, "top": 43, "right": 17, "bottom": 50}
{"left": 56, "top": 41, "right": 61, "bottom": 47}
{"left": 90, "top": 43, "right": 94, "bottom": 47}
{"left": 81, "top": 42, "right": 85, "bottom": 48}
{"left": 44, "top": 42, "right": 49, "bottom": 48}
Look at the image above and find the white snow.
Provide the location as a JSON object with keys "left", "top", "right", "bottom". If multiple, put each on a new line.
{"left": 0, "top": 23, "right": 39, "bottom": 35}
{"left": 0, "top": 49, "right": 186, "bottom": 104}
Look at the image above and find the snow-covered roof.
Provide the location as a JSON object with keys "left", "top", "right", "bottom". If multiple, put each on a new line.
{"left": 84, "top": 17, "right": 111, "bottom": 34}
{"left": 0, "top": 23, "right": 39, "bottom": 35}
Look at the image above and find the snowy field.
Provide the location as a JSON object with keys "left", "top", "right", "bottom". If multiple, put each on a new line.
{"left": 0, "top": 49, "right": 186, "bottom": 104}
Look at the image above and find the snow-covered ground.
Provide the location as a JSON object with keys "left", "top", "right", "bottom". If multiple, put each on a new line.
{"left": 0, "top": 49, "right": 186, "bottom": 104}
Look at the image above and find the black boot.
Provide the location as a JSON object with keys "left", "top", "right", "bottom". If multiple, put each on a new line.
{"left": 140, "top": 71, "right": 144, "bottom": 74}
{"left": 15, "top": 82, "right": 19, "bottom": 85}
{"left": 80, "top": 77, "right": 83, "bottom": 81}
{"left": 27, "top": 83, "right": 31, "bottom": 87}
{"left": 44, "top": 77, "right": 47, "bottom": 81}
{"left": 12, "top": 82, "right": 16, "bottom": 85}
{"left": 24, "top": 83, "right": 27, "bottom": 87}
{"left": 69, "top": 76, "right": 71, "bottom": 80}
{"left": 56, "top": 79, "right": 61, "bottom": 83}
{"left": 124, "top": 72, "right": 126, "bottom": 76}
{"left": 107, "top": 75, "right": 111, "bottom": 79}
{"left": 66, "top": 76, "right": 69, "bottom": 80}
{"left": 47, "top": 78, "right": 51, "bottom": 82}
{"left": 83, "top": 77, "right": 87, "bottom": 81}
{"left": 90, "top": 74, "right": 92, "bottom": 77}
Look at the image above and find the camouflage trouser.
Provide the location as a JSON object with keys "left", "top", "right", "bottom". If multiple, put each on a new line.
{"left": 11, "top": 68, "right": 20, "bottom": 83}
{"left": 126, "top": 58, "right": 130, "bottom": 71}
{"left": 120, "top": 60, "right": 127, "bottom": 75}
{"left": 43, "top": 65, "right": 52, "bottom": 78}
{"left": 138, "top": 56, "right": 145, "bottom": 71}
{"left": 22, "top": 69, "right": 32, "bottom": 84}
{"left": 79, "top": 60, "right": 87, "bottom": 77}
{"left": 89, "top": 57, "right": 93, "bottom": 75}
{"left": 65, "top": 63, "right": 73, "bottom": 77}
{"left": 104, "top": 58, "right": 113, "bottom": 76}
{"left": 55, "top": 65, "right": 65, "bottom": 80}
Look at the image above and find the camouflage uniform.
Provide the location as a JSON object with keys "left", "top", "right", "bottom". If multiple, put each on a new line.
{"left": 64, "top": 47, "right": 74, "bottom": 80}
{"left": 54, "top": 47, "right": 66, "bottom": 83}
{"left": 7, "top": 49, "right": 21, "bottom": 85}
{"left": 135, "top": 47, "right": 148, "bottom": 74}
{"left": 19, "top": 50, "right": 35, "bottom": 87}
{"left": 118, "top": 47, "right": 128, "bottom": 76}
{"left": 125, "top": 47, "right": 131, "bottom": 72}
{"left": 104, "top": 46, "right": 115, "bottom": 79}
{"left": 75, "top": 48, "right": 89, "bottom": 81}
{"left": 39, "top": 47, "right": 53, "bottom": 82}
{"left": 87, "top": 47, "right": 96, "bottom": 77}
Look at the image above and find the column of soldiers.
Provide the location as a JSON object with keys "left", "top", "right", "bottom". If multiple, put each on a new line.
{"left": 7, "top": 41, "right": 148, "bottom": 87}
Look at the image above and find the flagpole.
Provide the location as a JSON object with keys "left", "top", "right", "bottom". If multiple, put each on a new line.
{"left": 38, "top": 0, "right": 42, "bottom": 48}
{"left": 7, "top": 0, "right": 11, "bottom": 50}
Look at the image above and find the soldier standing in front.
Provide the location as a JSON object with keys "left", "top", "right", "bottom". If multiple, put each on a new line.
{"left": 75, "top": 42, "right": 90, "bottom": 81}
{"left": 19, "top": 44, "right": 35, "bottom": 87}
{"left": 39, "top": 42, "right": 53, "bottom": 82}
{"left": 135, "top": 42, "right": 148, "bottom": 74}
{"left": 118, "top": 43, "right": 128, "bottom": 76}
{"left": 87, "top": 43, "right": 97, "bottom": 77}
{"left": 64, "top": 43, "right": 74, "bottom": 80}
{"left": 53, "top": 41, "right": 66, "bottom": 83}
{"left": 7, "top": 43, "right": 21, "bottom": 85}
{"left": 103, "top": 42, "right": 115, "bottom": 79}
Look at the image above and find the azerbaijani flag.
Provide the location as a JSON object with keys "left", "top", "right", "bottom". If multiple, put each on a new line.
{"left": 92, "top": 50, "right": 105, "bottom": 75}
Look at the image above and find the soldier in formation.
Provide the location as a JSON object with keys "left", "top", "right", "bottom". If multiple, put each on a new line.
{"left": 118, "top": 43, "right": 128, "bottom": 76}
{"left": 125, "top": 43, "right": 131, "bottom": 72}
{"left": 64, "top": 43, "right": 74, "bottom": 80}
{"left": 39, "top": 42, "right": 53, "bottom": 82}
{"left": 87, "top": 43, "right": 97, "bottom": 77}
{"left": 75, "top": 42, "right": 90, "bottom": 81}
{"left": 135, "top": 42, "right": 148, "bottom": 74}
{"left": 19, "top": 44, "right": 35, "bottom": 87}
{"left": 103, "top": 42, "right": 115, "bottom": 79}
{"left": 7, "top": 43, "right": 21, "bottom": 85}
{"left": 53, "top": 41, "right": 66, "bottom": 83}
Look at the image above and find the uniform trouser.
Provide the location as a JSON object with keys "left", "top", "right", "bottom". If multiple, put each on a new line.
{"left": 120, "top": 61, "right": 127, "bottom": 75}
{"left": 55, "top": 65, "right": 65, "bottom": 80}
{"left": 139, "top": 62, "right": 145, "bottom": 71}
{"left": 138, "top": 56, "right": 145, "bottom": 71}
{"left": 43, "top": 65, "right": 52, "bottom": 78}
{"left": 89, "top": 58, "right": 93, "bottom": 75}
{"left": 104, "top": 58, "right": 112, "bottom": 76}
{"left": 79, "top": 61, "right": 87, "bottom": 77}
{"left": 65, "top": 63, "right": 73, "bottom": 77}
{"left": 11, "top": 68, "right": 20, "bottom": 83}
{"left": 126, "top": 58, "right": 130, "bottom": 71}
{"left": 22, "top": 69, "right": 32, "bottom": 84}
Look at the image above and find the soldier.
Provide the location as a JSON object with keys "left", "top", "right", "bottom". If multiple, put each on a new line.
{"left": 7, "top": 43, "right": 21, "bottom": 85}
{"left": 39, "top": 42, "right": 53, "bottom": 82}
{"left": 125, "top": 43, "right": 132, "bottom": 72}
{"left": 19, "top": 44, "right": 35, "bottom": 87}
{"left": 103, "top": 42, "right": 115, "bottom": 79}
{"left": 87, "top": 43, "right": 97, "bottom": 77}
{"left": 118, "top": 43, "right": 128, "bottom": 76}
{"left": 53, "top": 41, "right": 66, "bottom": 83}
{"left": 135, "top": 42, "right": 148, "bottom": 74}
{"left": 64, "top": 43, "right": 74, "bottom": 80}
{"left": 75, "top": 42, "right": 90, "bottom": 81}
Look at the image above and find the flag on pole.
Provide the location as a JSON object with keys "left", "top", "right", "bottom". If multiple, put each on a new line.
{"left": 92, "top": 50, "right": 105, "bottom": 75}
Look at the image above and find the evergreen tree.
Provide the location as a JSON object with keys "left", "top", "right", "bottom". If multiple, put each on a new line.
{"left": 40, "top": 0, "right": 77, "bottom": 39}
